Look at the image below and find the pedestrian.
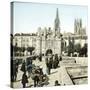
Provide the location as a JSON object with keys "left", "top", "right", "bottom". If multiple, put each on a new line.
{"left": 53, "top": 55, "right": 56, "bottom": 69}
{"left": 20, "top": 60, "right": 26, "bottom": 72}
{"left": 13, "top": 61, "right": 18, "bottom": 81}
{"left": 38, "top": 73, "right": 49, "bottom": 87}
{"left": 27, "top": 58, "right": 32, "bottom": 77}
{"left": 46, "top": 54, "right": 53, "bottom": 75}
{"left": 39, "top": 54, "right": 42, "bottom": 61}
{"left": 21, "top": 71, "right": 28, "bottom": 88}
{"left": 59, "top": 55, "right": 62, "bottom": 61}
{"left": 54, "top": 80, "right": 60, "bottom": 86}
{"left": 33, "top": 69, "right": 40, "bottom": 87}
{"left": 48, "top": 57, "right": 52, "bottom": 74}
{"left": 45, "top": 49, "right": 53, "bottom": 75}
{"left": 55, "top": 54, "right": 59, "bottom": 68}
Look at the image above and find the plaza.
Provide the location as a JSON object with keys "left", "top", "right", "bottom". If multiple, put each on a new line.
{"left": 12, "top": 56, "right": 88, "bottom": 88}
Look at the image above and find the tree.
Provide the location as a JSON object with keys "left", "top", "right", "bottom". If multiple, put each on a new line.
{"left": 81, "top": 43, "right": 87, "bottom": 57}
{"left": 27, "top": 47, "right": 35, "bottom": 55}
{"left": 74, "top": 43, "right": 81, "bottom": 53}
{"left": 21, "top": 47, "right": 26, "bottom": 52}
{"left": 20, "top": 47, "right": 26, "bottom": 56}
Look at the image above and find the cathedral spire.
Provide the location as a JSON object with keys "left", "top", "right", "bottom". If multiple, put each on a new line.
{"left": 56, "top": 8, "right": 59, "bottom": 19}
{"left": 54, "top": 8, "right": 60, "bottom": 35}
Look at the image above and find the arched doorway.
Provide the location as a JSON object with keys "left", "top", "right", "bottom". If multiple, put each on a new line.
{"left": 45, "top": 49, "right": 53, "bottom": 56}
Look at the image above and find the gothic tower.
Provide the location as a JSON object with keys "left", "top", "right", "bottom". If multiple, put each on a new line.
{"left": 74, "top": 18, "right": 82, "bottom": 35}
{"left": 54, "top": 8, "right": 60, "bottom": 36}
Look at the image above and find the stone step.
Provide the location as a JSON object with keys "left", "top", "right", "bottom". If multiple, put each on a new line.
{"left": 62, "top": 60, "right": 76, "bottom": 64}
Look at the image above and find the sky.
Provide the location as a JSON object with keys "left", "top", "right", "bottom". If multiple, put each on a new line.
{"left": 12, "top": 2, "right": 88, "bottom": 34}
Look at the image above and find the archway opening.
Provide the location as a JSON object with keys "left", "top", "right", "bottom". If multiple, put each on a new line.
{"left": 45, "top": 49, "right": 53, "bottom": 56}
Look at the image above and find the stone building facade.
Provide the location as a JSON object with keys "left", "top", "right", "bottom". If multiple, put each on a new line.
{"left": 13, "top": 8, "right": 87, "bottom": 56}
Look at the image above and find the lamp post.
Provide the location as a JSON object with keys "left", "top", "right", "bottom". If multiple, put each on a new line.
{"left": 60, "top": 34, "right": 63, "bottom": 56}
{"left": 40, "top": 35, "right": 42, "bottom": 61}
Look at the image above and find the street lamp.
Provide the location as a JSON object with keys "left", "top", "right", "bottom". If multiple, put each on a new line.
{"left": 40, "top": 35, "right": 42, "bottom": 61}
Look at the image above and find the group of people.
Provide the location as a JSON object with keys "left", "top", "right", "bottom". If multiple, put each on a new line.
{"left": 20, "top": 52, "right": 62, "bottom": 87}
{"left": 31, "top": 67, "right": 49, "bottom": 87}
{"left": 20, "top": 61, "right": 61, "bottom": 88}
{"left": 11, "top": 51, "right": 62, "bottom": 88}
{"left": 19, "top": 59, "right": 49, "bottom": 88}
{"left": 20, "top": 60, "right": 30, "bottom": 88}
{"left": 45, "top": 51, "right": 62, "bottom": 75}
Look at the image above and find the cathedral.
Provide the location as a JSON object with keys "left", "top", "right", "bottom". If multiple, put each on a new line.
{"left": 35, "top": 8, "right": 63, "bottom": 56}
